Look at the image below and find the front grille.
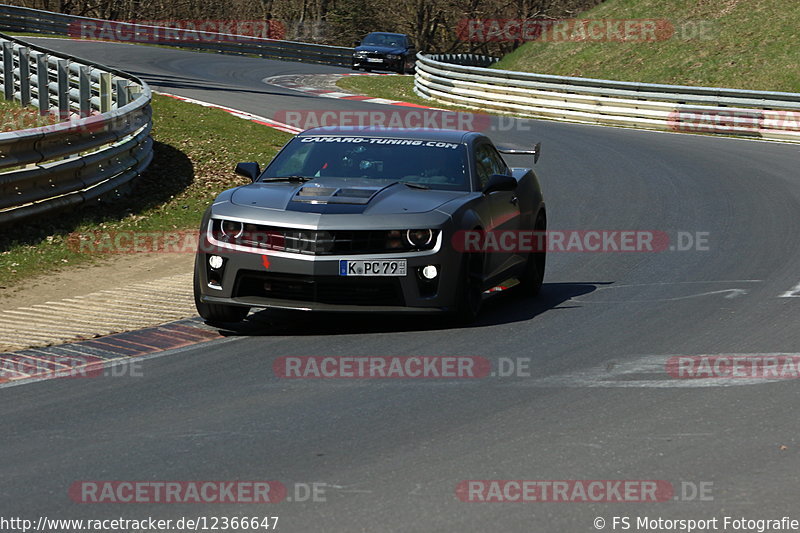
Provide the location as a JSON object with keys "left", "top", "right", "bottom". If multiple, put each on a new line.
{"left": 234, "top": 271, "right": 405, "bottom": 306}
{"left": 236, "top": 228, "right": 393, "bottom": 255}
{"left": 212, "top": 220, "right": 437, "bottom": 255}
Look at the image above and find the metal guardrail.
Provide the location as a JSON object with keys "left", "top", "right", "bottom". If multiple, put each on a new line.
{"left": 0, "top": 4, "right": 353, "bottom": 67}
{"left": 415, "top": 53, "right": 800, "bottom": 142}
{"left": 0, "top": 32, "right": 152, "bottom": 225}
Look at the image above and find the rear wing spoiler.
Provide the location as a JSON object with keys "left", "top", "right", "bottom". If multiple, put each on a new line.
{"left": 497, "top": 142, "right": 541, "bottom": 164}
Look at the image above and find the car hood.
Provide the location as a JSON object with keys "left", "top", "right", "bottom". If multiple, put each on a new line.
{"left": 355, "top": 45, "right": 406, "bottom": 55}
{"left": 228, "top": 178, "right": 466, "bottom": 215}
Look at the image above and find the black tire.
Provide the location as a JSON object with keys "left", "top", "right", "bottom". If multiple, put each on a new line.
{"left": 519, "top": 213, "right": 546, "bottom": 296}
{"left": 193, "top": 259, "right": 250, "bottom": 325}
{"left": 363, "top": 66, "right": 371, "bottom": 72}
{"left": 351, "top": 65, "right": 359, "bottom": 71}
{"left": 452, "top": 252, "right": 484, "bottom": 324}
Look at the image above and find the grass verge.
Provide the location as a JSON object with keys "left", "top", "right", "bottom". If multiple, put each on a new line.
{"left": 494, "top": 0, "right": 800, "bottom": 92}
{"left": 0, "top": 98, "right": 59, "bottom": 132}
{"left": 0, "top": 94, "right": 292, "bottom": 290}
{"left": 336, "top": 74, "right": 482, "bottom": 113}
{"left": 337, "top": 75, "right": 421, "bottom": 103}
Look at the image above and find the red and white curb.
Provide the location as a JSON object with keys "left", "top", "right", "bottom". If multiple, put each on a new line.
{"left": 155, "top": 91, "right": 302, "bottom": 134}
{"left": 0, "top": 319, "right": 223, "bottom": 387}
{"left": 156, "top": 72, "right": 436, "bottom": 135}
{"left": 262, "top": 73, "right": 432, "bottom": 108}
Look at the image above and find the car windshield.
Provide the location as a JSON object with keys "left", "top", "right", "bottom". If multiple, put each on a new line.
{"left": 263, "top": 136, "right": 470, "bottom": 191}
{"left": 361, "top": 33, "right": 405, "bottom": 47}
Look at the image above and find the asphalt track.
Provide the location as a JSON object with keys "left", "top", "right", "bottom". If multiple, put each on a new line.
{"left": 3, "top": 39, "right": 800, "bottom": 531}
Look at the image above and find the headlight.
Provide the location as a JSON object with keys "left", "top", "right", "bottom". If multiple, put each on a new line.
{"left": 386, "top": 54, "right": 401, "bottom": 60}
{"left": 407, "top": 229, "right": 433, "bottom": 247}
{"left": 384, "top": 229, "right": 437, "bottom": 251}
{"left": 386, "top": 230, "right": 405, "bottom": 250}
{"left": 220, "top": 219, "right": 243, "bottom": 239}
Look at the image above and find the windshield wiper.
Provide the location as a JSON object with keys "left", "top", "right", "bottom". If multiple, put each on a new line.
{"left": 260, "top": 176, "right": 314, "bottom": 183}
{"left": 402, "top": 182, "right": 430, "bottom": 190}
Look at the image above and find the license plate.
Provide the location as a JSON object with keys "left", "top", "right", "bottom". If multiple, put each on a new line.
{"left": 339, "top": 260, "right": 406, "bottom": 276}
{"left": 366, "top": 58, "right": 383, "bottom": 63}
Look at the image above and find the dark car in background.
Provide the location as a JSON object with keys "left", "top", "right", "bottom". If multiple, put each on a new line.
{"left": 352, "top": 32, "right": 416, "bottom": 74}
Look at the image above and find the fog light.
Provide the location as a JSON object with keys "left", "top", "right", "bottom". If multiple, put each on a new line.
{"left": 421, "top": 265, "right": 438, "bottom": 280}
{"left": 208, "top": 255, "right": 224, "bottom": 270}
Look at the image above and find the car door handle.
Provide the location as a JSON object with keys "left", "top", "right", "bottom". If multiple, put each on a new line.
{"left": 510, "top": 196, "right": 518, "bottom": 205}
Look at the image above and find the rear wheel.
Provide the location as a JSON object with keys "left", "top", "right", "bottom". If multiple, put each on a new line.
{"left": 452, "top": 252, "right": 484, "bottom": 324}
{"left": 193, "top": 257, "right": 249, "bottom": 325}
{"left": 519, "top": 213, "right": 546, "bottom": 296}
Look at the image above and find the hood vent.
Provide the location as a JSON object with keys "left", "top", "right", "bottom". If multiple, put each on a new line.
{"left": 297, "top": 186, "right": 338, "bottom": 197}
{"left": 293, "top": 186, "right": 382, "bottom": 205}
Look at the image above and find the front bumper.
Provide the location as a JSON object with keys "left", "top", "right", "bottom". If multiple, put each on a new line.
{"left": 352, "top": 55, "right": 404, "bottom": 70}
{"left": 200, "top": 294, "right": 446, "bottom": 314}
{"left": 196, "top": 234, "right": 462, "bottom": 314}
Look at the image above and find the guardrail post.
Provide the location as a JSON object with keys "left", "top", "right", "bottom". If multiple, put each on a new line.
{"left": 18, "top": 46, "right": 31, "bottom": 106}
{"left": 2, "top": 41, "right": 13, "bottom": 100}
{"left": 36, "top": 52, "right": 49, "bottom": 115}
{"left": 0, "top": 22, "right": 155, "bottom": 226}
{"left": 115, "top": 78, "right": 129, "bottom": 107}
{"left": 128, "top": 83, "right": 143, "bottom": 101}
{"left": 78, "top": 65, "right": 91, "bottom": 117}
{"left": 57, "top": 59, "right": 69, "bottom": 119}
{"left": 99, "top": 71, "right": 112, "bottom": 113}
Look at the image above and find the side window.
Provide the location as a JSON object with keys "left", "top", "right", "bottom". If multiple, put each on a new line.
{"left": 486, "top": 146, "right": 508, "bottom": 175}
{"left": 474, "top": 145, "right": 493, "bottom": 189}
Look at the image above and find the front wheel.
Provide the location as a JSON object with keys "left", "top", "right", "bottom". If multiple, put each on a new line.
{"left": 451, "top": 253, "right": 484, "bottom": 324}
{"left": 193, "top": 259, "right": 249, "bottom": 325}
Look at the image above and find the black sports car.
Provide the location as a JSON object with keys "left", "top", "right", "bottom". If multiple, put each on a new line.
{"left": 352, "top": 32, "right": 416, "bottom": 74}
{"left": 194, "top": 127, "right": 546, "bottom": 324}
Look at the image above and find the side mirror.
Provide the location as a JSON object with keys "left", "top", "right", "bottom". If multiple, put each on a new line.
{"left": 235, "top": 162, "right": 261, "bottom": 182}
{"left": 482, "top": 174, "right": 517, "bottom": 194}
{"left": 353, "top": 40, "right": 360, "bottom": 46}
